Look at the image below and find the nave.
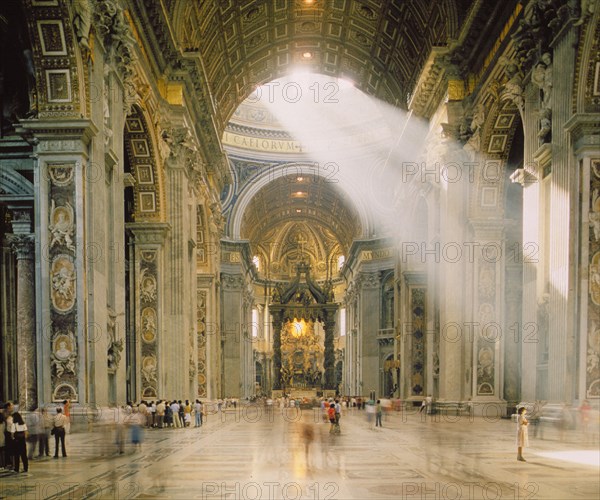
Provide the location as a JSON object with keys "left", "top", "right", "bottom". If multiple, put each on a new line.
{"left": 1, "top": 407, "right": 598, "bottom": 500}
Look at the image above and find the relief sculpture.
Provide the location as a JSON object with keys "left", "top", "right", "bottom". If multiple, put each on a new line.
{"left": 51, "top": 256, "right": 76, "bottom": 312}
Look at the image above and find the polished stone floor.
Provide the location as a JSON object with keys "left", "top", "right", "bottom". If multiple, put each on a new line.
{"left": 1, "top": 406, "right": 599, "bottom": 499}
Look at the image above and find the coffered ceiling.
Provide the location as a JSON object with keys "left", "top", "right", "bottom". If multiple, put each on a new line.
{"left": 165, "top": 0, "right": 467, "bottom": 132}
{"left": 241, "top": 176, "right": 361, "bottom": 256}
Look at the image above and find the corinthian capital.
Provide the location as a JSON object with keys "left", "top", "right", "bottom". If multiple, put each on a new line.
{"left": 7, "top": 234, "right": 35, "bottom": 260}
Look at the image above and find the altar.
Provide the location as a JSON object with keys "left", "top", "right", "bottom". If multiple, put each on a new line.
{"left": 270, "top": 262, "right": 339, "bottom": 392}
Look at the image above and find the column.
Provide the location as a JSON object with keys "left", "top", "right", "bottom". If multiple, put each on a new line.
{"left": 323, "top": 311, "right": 336, "bottom": 389}
{"left": 546, "top": 25, "right": 578, "bottom": 403}
{"left": 272, "top": 311, "right": 284, "bottom": 390}
{"left": 437, "top": 129, "right": 468, "bottom": 403}
{"left": 7, "top": 227, "right": 36, "bottom": 410}
{"left": 514, "top": 83, "right": 541, "bottom": 401}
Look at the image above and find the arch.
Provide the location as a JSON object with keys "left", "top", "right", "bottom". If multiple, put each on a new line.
{"left": 229, "top": 163, "right": 373, "bottom": 241}
{"left": 0, "top": 166, "right": 33, "bottom": 196}
{"left": 124, "top": 105, "right": 166, "bottom": 222}
{"left": 470, "top": 96, "right": 523, "bottom": 217}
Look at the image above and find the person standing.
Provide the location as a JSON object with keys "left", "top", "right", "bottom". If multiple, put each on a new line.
{"left": 194, "top": 400, "right": 203, "bottom": 427}
{"left": 3, "top": 402, "right": 15, "bottom": 470}
{"left": 10, "top": 412, "right": 29, "bottom": 473}
{"left": 171, "top": 401, "right": 181, "bottom": 428}
{"left": 375, "top": 400, "right": 383, "bottom": 427}
{"left": 156, "top": 400, "right": 165, "bottom": 428}
{"left": 516, "top": 406, "right": 529, "bottom": 462}
{"left": 53, "top": 407, "right": 68, "bottom": 458}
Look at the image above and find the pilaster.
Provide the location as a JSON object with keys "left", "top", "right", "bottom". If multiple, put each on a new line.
{"left": 126, "top": 222, "right": 170, "bottom": 400}
{"left": 18, "top": 119, "right": 96, "bottom": 404}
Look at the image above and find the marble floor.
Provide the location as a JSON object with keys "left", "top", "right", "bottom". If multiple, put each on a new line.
{"left": 1, "top": 406, "right": 599, "bottom": 500}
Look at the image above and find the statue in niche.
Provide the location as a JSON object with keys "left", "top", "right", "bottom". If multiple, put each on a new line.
{"left": 590, "top": 189, "right": 600, "bottom": 241}
{"left": 464, "top": 102, "right": 486, "bottom": 159}
{"left": 538, "top": 107, "right": 552, "bottom": 142}
{"left": 49, "top": 201, "right": 75, "bottom": 251}
{"left": 72, "top": 0, "right": 92, "bottom": 52}
{"left": 532, "top": 53, "right": 553, "bottom": 141}
{"left": 107, "top": 338, "right": 123, "bottom": 373}
{"left": 501, "top": 64, "right": 524, "bottom": 113}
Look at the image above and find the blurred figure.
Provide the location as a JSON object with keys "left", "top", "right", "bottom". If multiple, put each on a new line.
{"left": 62, "top": 399, "right": 71, "bottom": 434}
{"left": 38, "top": 407, "right": 51, "bottom": 457}
{"left": 579, "top": 399, "right": 591, "bottom": 434}
{"left": 516, "top": 406, "right": 529, "bottom": 462}
{"left": 130, "top": 408, "right": 144, "bottom": 451}
{"left": 375, "top": 400, "right": 383, "bottom": 427}
{"left": 327, "top": 403, "right": 338, "bottom": 434}
{"left": 366, "top": 400, "right": 375, "bottom": 426}
{"left": 25, "top": 408, "right": 41, "bottom": 460}
{"left": 0, "top": 410, "right": 5, "bottom": 469}
{"left": 301, "top": 423, "right": 315, "bottom": 468}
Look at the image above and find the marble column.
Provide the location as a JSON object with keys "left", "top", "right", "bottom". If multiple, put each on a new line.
{"left": 8, "top": 233, "right": 36, "bottom": 410}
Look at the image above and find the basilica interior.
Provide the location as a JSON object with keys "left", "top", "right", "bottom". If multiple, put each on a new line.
{"left": 0, "top": 0, "right": 599, "bottom": 421}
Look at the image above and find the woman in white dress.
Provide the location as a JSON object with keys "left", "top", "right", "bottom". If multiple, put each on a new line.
{"left": 516, "top": 406, "right": 529, "bottom": 462}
